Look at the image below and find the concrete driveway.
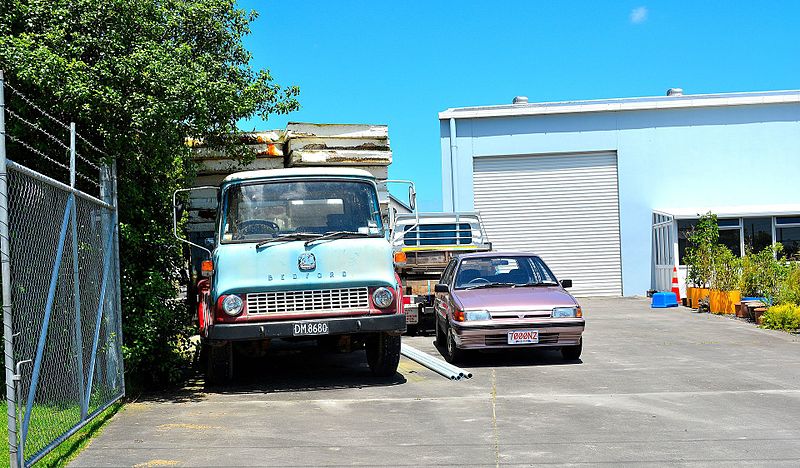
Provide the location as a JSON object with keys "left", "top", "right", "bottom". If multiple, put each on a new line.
{"left": 71, "top": 297, "right": 800, "bottom": 467}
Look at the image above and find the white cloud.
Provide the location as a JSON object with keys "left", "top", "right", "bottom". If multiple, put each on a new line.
{"left": 630, "top": 6, "right": 648, "bottom": 24}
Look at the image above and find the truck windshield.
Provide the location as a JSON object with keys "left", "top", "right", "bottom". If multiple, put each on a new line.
{"left": 221, "top": 180, "right": 383, "bottom": 243}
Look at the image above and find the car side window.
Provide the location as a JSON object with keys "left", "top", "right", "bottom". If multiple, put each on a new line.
{"left": 441, "top": 260, "right": 457, "bottom": 285}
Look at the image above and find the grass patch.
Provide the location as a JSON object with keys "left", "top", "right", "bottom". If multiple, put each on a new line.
{"left": 0, "top": 401, "right": 122, "bottom": 467}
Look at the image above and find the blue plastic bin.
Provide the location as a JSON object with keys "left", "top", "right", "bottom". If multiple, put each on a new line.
{"left": 651, "top": 292, "right": 679, "bottom": 308}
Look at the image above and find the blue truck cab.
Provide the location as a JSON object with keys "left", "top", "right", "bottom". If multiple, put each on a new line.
{"left": 191, "top": 167, "right": 405, "bottom": 383}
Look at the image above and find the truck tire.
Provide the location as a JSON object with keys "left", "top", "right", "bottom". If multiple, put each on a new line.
{"left": 444, "top": 326, "right": 463, "bottom": 364}
{"left": 366, "top": 332, "right": 401, "bottom": 377}
{"left": 205, "top": 341, "right": 233, "bottom": 385}
{"left": 561, "top": 340, "right": 582, "bottom": 361}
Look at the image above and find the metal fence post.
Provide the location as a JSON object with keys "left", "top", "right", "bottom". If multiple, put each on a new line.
{"left": 69, "top": 123, "right": 86, "bottom": 418}
{"left": 111, "top": 159, "right": 124, "bottom": 395}
{"left": 0, "top": 70, "right": 20, "bottom": 468}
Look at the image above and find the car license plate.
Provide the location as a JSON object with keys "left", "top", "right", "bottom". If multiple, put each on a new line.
{"left": 508, "top": 329, "right": 539, "bottom": 344}
{"left": 293, "top": 321, "right": 329, "bottom": 336}
{"left": 405, "top": 306, "right": 419, "bottom": 325}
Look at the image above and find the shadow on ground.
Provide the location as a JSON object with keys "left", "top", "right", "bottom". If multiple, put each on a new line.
{"left": 136, "top": 341, "right": 406, "bottom": 404}
{"left": 430, "top": 340, "right": 584, "bottom": 368}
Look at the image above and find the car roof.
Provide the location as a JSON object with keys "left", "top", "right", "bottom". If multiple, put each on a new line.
{"left": 457, "top": 251, "right": 540, "bottom": 260}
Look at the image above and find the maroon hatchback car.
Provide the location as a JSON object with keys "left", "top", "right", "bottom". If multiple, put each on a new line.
{"left": 433, "top": 252, "right": 584, "bottom": 363}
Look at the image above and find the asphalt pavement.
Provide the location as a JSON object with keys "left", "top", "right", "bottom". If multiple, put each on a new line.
{"left": 70, "top": 297, "right": 800, "bottom": 467}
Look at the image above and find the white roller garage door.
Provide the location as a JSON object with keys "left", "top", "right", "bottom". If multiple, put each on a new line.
{"left": 473, "top": 152, "right": 622, "bottom": 296}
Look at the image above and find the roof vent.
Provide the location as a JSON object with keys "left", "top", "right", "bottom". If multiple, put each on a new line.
{"left": 666, "top": 88, "right": 684, "bottom": 96}
{"left": 512, "top": 96, "right": 529, "bottom": 105}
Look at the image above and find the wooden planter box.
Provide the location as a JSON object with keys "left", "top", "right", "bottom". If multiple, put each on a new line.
{"left": 709, "top": 289, "right": 741, "bottom": 314}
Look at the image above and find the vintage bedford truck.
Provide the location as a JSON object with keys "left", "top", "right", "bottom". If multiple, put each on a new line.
{"left": 176, "top": 167, "right": 406, "bottom": 383}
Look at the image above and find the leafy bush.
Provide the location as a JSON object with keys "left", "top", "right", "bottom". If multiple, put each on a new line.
{"left": 685, "top": 212, "right": 719, "bottom": 287}
{"left": 777, "top": 263, "right": 800, "bottom": 305}
{"left": 760, "top": 303, "right": 800, "bottom": 332}
{"left": 710, "top": 245, "right": 741, "bottom": 291}
{"left": 740, "top": 243, "right": 787, "bottom": 301}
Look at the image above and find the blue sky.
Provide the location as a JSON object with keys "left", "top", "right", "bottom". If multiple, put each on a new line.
{"left": 238, "top": 1, "right": 800, "bottom": 211}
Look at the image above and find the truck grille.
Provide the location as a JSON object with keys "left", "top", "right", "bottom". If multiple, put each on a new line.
{"left": 246, "top": 288, "right": 370, "bottom": 315}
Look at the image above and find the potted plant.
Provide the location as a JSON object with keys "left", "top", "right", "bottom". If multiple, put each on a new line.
{"left": 709, "top": 245, "right": 741, "bottom": 314}
{"left": 684, "top": 213, "right": 717, "bottom": 309}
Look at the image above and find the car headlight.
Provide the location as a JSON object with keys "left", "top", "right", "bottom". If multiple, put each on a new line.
{"left": 373, "top": 287, "right": 394, "bottom": 309}
{"left": 464, "top": 310, "right": 491, "bottom": 321}
{"left": 552, "top": 306, "right": 581, "bottom": 318}
{"left": 222, "top": 295, "right": 244, "bottom": 316}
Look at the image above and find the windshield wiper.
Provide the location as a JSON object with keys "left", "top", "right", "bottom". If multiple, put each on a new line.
{"left": 255, "top": 232, "right": 320, "bottom": 248}
{"left": 305, "top": 231, "right": 380, "bottom": 246}
{"left": 464, "top": 282, "right": 518, "bottom": 290}
{"left": 517, "top": 281, "right": 559, "bottom": 287}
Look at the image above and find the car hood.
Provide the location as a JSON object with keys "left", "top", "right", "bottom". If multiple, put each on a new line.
{"left": 212, "top": 237, "right": 396, "bottom": 296}
{"left": 452, "top": 286, "right": 578, "bottom": 311}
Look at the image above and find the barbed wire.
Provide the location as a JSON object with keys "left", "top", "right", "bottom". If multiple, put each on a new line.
{"left": 5, "top": 82, "right": 69, "bottom": 131}
{"left": 5, "top": 134, "right": 100, "bottom": 187}
{"left": 5, "top": 84, "right": 103, "bottom": 170}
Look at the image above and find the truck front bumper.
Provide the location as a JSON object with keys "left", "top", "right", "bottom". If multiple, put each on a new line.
{"left": 207, "top": 313, "right": 406, "bottom": 341}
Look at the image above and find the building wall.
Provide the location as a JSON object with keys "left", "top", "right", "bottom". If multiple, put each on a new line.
{"left": 440, "top": 103, "right": 800, "bottom": 296}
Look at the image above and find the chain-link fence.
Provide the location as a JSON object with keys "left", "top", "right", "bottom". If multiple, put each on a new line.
{"left": 1, "top": 71, "right": 124, "bottom": 467}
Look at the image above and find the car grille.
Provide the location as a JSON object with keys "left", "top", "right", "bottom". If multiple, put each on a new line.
{"left": 246, "top": 287, "right": 370, "bottom": 315}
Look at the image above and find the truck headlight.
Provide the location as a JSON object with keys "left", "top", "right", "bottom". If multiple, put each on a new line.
{"left": 552, "top": 306, "right": 581, "bottom": 318}
{"left": 373, "top": 287, "right": 394, "bottom": 309}
{"left": 222, "top": 295, "right": 244, "bottom": 316}
{"left": 464, "top": 310, "right": 491, "bottom": 321}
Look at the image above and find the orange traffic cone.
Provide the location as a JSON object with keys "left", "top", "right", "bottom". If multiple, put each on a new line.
{"left": 671, "top": 266, "right": 681, "bottom": 303}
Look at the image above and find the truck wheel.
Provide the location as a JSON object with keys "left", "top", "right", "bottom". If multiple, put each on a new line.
{"left": 435, "top": 318, "right": 445, "bottom": 347}
{"left": 205, "top": 341, "right": 233, "bottom": 385}
{"left": 561, "top": 340, "right": 583, "bottom": 361}
{"left": 366, "top": 332, "right": 401, "bottom": 377}
{"left": 444, "top": 326, "right": 463, "bottom": 364}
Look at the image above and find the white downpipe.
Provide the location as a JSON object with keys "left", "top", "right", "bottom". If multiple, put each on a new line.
{"left": 448, "top": 118, "right": 458, "bottom": 212}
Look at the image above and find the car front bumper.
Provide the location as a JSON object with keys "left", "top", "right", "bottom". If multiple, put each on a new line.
{"left": 451, "top": 320, "right": 584, "bottom": 349}
{"left": 207, "top": 313, "right": 406, "bottom": 341}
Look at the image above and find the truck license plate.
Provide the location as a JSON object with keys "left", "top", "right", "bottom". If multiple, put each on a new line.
{"left": 405, "top": 306, "right": 419, "bottom": 325}
{"left": 293, "top": 321, "right": 329, "bottom": 336}
{"left": 508, "top": 329, "right": 538, "bottom": 344}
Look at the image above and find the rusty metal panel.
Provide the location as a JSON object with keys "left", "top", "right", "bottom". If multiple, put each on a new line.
{"left": 195, "top": 156, "right": 284, "bottom": 174}
{"left": 287, "top": 137, "right": 390, "bottom": 153}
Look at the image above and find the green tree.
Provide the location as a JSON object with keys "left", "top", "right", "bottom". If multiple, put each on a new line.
{"left": 1, "top": 0, "right": 299, "bottom": 387}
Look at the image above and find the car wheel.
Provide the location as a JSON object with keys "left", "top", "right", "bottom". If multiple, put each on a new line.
{"left": 366, "top": 332, "right": 401, "bottom": 377}
{"left": 444, "top": 326, "right": 463, "bottom": 364}
{"left": 406, "top": 324, "right": 419, "bottom": 336}
{"left": 561, "top": 340, "right": 582, "bottom": 361}
{"left": 435, "top": 317, "right": 446, "bottom": 347}
{"left": 205, "top": 341, "right": 233, "bottom": 385}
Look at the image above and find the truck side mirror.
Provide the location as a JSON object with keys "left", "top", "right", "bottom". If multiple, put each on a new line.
{"left": 173, "top": 186, "right": 220, "bottom": 258}
{"left": 560, "top": 279, "right": 573, "bottom": 289}
{"left": 434, "top": 284, "right": 449, "bottom": 293}
{"left": 408, "top": 185, "right": 416, "bottom": 212}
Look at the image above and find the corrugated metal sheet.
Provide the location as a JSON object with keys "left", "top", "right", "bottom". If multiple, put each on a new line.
{"left": 473, "top": 152, "right": 622, "bottom": 296}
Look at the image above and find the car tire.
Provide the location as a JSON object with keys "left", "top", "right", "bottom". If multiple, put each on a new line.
{"left": 366, "top": 332, "right": 401, "bottom": 377}
{"left": 561, "top": 340, "right": 582, "bottom": 361}
{"left": 444, "top": 326, "right": 463, "bottom": 364}
{"left": 435, "top": 317, "right": 446, "bottom": 347}
{"left": 205, "top": 341, "right": 233, "bottom": 385}
{"left": 406, "top": 324, "right": 419, "bottom": 336}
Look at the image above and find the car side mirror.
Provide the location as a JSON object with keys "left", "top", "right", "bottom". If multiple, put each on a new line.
{"left": 434, "top": 284, "right": 449, "bottom": 293}
{"left": 560, "top": 279, "right": 573, "bottom": 289}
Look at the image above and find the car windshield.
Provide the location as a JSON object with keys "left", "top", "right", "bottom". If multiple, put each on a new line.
{"left": 221, "top": 180, "right": 383, "bottom": 243}
{"left": 454, "top": 256, "right": 558, "bottom": 289}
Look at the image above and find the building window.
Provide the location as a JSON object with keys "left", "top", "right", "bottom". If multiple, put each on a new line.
{"left": 743, "top": 217, "right": 772, "bottom": 254}
{"left": 776, "top": 217, "right": 800, "bottom": 260}
{"left": 718, "top": 218, "right": 741, "bottom": 257}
